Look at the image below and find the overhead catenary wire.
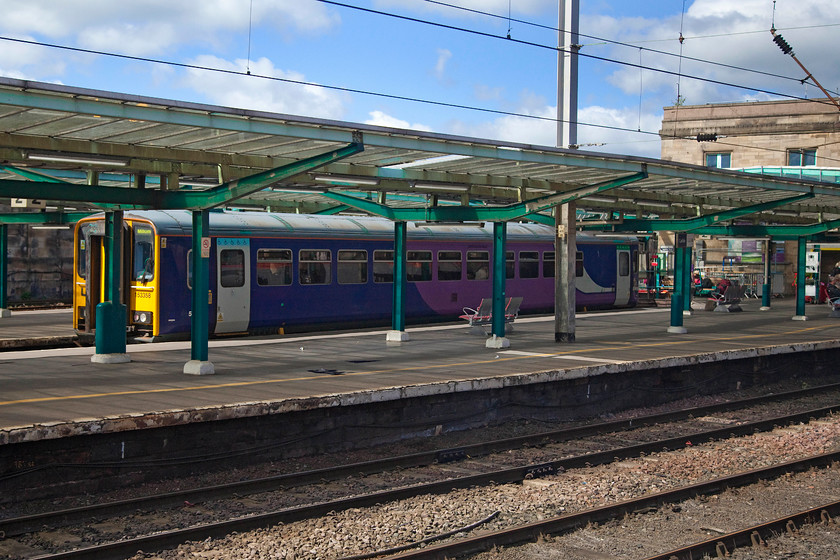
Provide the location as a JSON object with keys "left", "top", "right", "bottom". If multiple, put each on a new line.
{"left": 313, "top": 0, "right": 840, "bottom": 110}
{"left": 418, "top": 0, "right": 840, "bottom": 94}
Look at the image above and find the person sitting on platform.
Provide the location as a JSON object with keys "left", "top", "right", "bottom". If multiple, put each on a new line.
{"left": 716, "top": 277, "right": 731, "bottom": 295}
{"left": 828, "top": 276, "right": 840, "bottom": 301}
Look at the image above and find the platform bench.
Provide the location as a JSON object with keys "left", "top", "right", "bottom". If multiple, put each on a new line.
{"left": 460, "top": 297, "right": 523, "bottom": 335}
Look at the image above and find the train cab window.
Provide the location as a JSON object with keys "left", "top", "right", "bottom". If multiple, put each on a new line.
{"left": 257, "top": 249, "right": 292, "bottom": 286}
{"left": 407, "top": 251, "right": 432, "bottom": 282}
{"left": 373, "top": 250, "right": 394, "bottom": 283}
{"left": 299, "top": 249, "right": 331, "bottom": 285}
{"left": 220, "top": 249, "right": 245, "bottom": 288}
{"left": 619, "top": 252, "right": 630, "bottom": 277}
{"left": 519, "top": 251, "right": 539, "bottom": 279}
{"left": 506, "top": 251, "right": 515, "bottom": 279}
{"left": 133, "top": 226, "right": 155, "bottom": 283}
{"left": 575, "top": 251, "right": 584, "bottom": 277}
{"left": 467, "top": 251, "right": 489, "bottom": 280}
{"left": 338, "top": 250, "right": 367, "bottom": 284}
{"left": 437, "top": 251, "right": 462, "bottom": 281}
{"left": 543, "top": 251, "right": 555, "bottom": 278}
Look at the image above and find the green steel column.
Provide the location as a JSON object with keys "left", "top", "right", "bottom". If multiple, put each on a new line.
{"left": 794, "top": 236, "right": 807, "bottom": 320}
{"left": 0, "top": 224, "right": 8, "bottom": 317}
{"left": 683, "top": 247, "right": 693, "bottom": 314}
{"left": 93, "top": 211, "right": 129, "bottom": 361}
{"left": 761, "top": 240, "right": 772, "bottom": 310}
{"left": 392, "top": 221, "right": 407, "bottom": 333}
{"left": 491, "top": 221, "right": 507, "bottom": 339}
{"left": 185, "top": 209, "right": 214, "bottom": 374}
{"left": 667, "top": 233, "right": 687, "bottom": 334}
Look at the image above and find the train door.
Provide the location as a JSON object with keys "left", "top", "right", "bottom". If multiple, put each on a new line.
{"left": 78, "top": 221, "right": 131, "bottom": 332}
{"left": 215, "top": 238, "right": 251, "bottom": 334}
{"left": 614, "top": 248, "right": 631, "bottom": 305}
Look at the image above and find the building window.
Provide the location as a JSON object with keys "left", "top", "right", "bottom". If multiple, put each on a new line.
{"left": 705, "top": 152, "right": 731, "bottom": 168}
{"left": 576, "top": 251, "right": 584, "bottom": 277}
{"left": 788, "top": 148, "right": 817, "bottom": 166}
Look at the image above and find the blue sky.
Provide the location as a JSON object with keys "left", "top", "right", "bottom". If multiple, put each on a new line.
{"left": 1, "top": 0, "right": 838, "bottom": 158}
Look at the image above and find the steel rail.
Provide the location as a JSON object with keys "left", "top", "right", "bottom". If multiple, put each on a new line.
{"left": 643, "top": 499, "right": 840, "bottom": 560}
{"left": 15, "top": 406, "right": 840, "bottom": 559}
{"left": 3, "top": 383, "right": 838, "bottom": 538}
{"left": 372, "top": 452, "right": 840, "bottom": 560}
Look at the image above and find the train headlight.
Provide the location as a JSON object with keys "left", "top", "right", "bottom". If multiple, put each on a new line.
{"left": 133, "top": 311, "right": 153, "bottom": 324}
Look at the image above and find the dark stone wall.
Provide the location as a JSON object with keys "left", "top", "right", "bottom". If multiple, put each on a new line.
{"left": 4, "top": 220, "right": 74, "bottom": 304}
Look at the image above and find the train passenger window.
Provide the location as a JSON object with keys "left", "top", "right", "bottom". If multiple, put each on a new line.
{"left": 187, "top": 250, "right": 193, "bottom": 290}
{"left": 576, "top": 251, "right": 584, "bottom": 277}
{"left": 506, "top": 251, "right": 515, "bottom": 279}
{"left": 519, "top": 251, "right": 539, "bottom": 279}
{"left": 467, "top": 251, "right": 489, "bottom": 280}
{"left": 299, "top": 249, "right": 331, "bottom": 285}
{"left": 437, "top": 251, "right": 462, "bottom": 281}
{"left": 220, "top": 249, "right": 245, "bottom": 287}
{"left": 373, "top": 250, "right": 393, "bottom": 283}
{"left": 133, "top": 226, "right": 155, "bottom": 283}
{"left": 407, "top": 251, "right": 432, "bottom": 282}
{"left": 338, "top": 250, "right": 368, "bottom": 284}
{"left": 619, "top": 252, "right": 630, "bottom": 277}
{"left": 543, "top": 252, "right": 555, "bottom": 278}
{"left": 257, "top": 249, "right": 292, "bottom": 286}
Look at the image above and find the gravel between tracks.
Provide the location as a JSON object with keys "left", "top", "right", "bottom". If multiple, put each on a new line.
{"left": 121, "top": 415, "right": 840, "bottom": 560}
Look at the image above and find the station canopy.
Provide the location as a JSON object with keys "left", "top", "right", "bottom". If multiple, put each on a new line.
{"left": 2, "top": 77, "right": 840, "bottom": 237}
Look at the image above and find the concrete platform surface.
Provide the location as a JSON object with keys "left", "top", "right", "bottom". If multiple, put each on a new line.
{"left": 1, "top": 299, "right": 839, "bottom": 445}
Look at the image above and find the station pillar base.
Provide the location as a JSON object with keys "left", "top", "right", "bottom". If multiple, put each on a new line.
{"left": 486, "top": 335, "right": 510, "bottom": 349}
{"left": 760, "top": 306, "right": 771, "bottom": 311}
{"left": 386, "top": 330, "right": 410, "bottom": 342}
{"left": 0, "top": 308, "right": 10, "bottom": 318}
{"left": 667, "top": 326, "right": 688, "bottom": 334}
{"left": 792, "top": 315, "right": 809, "bottom": 321}
{"left": 91, "top": 353, "right": 131, "bottom": 364}
{"left": 184, "top": 360, "right": 215, "bottom": 375}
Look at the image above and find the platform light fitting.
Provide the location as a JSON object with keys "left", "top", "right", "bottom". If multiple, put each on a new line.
{"left": 583, "top": 195, "right": 617, "bottom": 203}
{"left": 25, "top": 152, "right": 128, "bottom": 167}
{"left": 412, "top": 182, "right": 470, "bottom": 192}
{"left": 638, "top": 200, "right": 671, "bottom": 208}
{"left": 772, "top": 210, "right": 799, "bottom": 217}
{"left": 313, "top": 174, "right": 380, "bottom": 186}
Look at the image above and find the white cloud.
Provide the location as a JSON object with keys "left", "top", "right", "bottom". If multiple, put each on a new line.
{"left": 593, "top": 0, "right": 840, "bottom": 110}
{"left": 435, "top": 49, "right": 452, "bottom": 82}
{"left": 0, "top": 1, "right": 340, "bottom": 57}
{"left": 181, "top": 56, "right": 347, "bottom": 120}
{"left": 364, "top": 111, "right": 432, "bottom": 132}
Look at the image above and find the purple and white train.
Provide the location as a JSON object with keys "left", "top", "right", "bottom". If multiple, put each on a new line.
{"left": 73, "top": 210, "right": 639, "bottom": 340}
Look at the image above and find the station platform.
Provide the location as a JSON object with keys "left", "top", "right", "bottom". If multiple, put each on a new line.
{"left": 2, "top": 298, "right": 840, "bottom": 450}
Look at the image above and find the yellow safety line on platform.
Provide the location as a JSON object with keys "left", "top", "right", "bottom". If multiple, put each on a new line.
{"left": 0, "top": 323, "right": 836, "bottom": 408}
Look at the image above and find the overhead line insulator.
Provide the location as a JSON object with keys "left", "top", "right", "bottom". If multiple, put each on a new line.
{"left": 696, "top": 133, "right": 718, "bottom": 142}
{"left": 773, "top": 33, "right": 794, "bottom": 55}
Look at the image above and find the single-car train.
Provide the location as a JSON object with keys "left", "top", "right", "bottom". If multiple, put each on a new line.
{"left": 73, "top": 210, "right": 639, "bottom": 340}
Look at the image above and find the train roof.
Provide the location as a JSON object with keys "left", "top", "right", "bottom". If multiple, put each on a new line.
{"left": 103, "top": 210, "right": 635, "bottom": 244}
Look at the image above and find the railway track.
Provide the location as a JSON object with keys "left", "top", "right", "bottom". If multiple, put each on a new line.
{"left": 2, "top": 385, "right": 839, "bottom": 559}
